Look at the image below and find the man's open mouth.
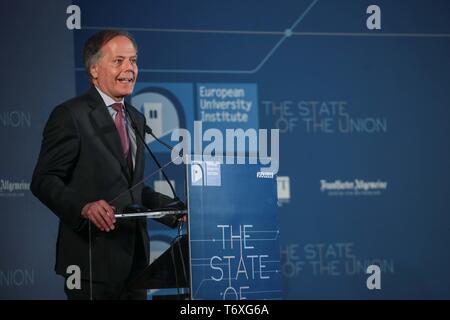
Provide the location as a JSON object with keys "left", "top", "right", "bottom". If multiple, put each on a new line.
{"left": 117, "top": 77, "right": 134, "bottom": 84}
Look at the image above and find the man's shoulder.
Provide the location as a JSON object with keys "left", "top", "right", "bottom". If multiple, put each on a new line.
{"left": 51, "top": 88, "right": 99, "bottom": 116}
{"left": 59, "top": 91, "right": 92, "bottom": 110}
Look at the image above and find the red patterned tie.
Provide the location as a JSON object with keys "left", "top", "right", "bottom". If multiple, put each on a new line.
{"left": 111, "top": 103, "right": 133, "bottom": 173}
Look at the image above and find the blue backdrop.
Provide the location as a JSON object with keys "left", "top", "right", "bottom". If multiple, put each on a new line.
{"left": 1, "top": 0, "right": 450, "bottom": 299}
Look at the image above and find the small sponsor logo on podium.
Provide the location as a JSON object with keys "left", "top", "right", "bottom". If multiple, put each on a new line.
{"left": 277, "top": 176, "right": 290, "bottom": 204}
{"left": 191, "top": 161, "right": 221, "bottom": 187}
{"left": 256, "top": 171, "right": 274, "bottom": 179}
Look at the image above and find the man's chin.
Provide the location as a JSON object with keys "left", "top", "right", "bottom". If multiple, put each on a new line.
{"left": 114, "top": 87, "right": 135, "bottom": 98}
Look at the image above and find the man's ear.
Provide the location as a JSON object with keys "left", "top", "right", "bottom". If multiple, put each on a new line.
{"left": 90, "top": 64, "right": 98, "bottom": 79}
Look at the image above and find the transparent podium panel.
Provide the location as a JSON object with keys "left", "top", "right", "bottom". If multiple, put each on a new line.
{"left": 87, "top": 155, "right": 189, "bottom": 300}
{"left": 186, "top": 155, "right": 282, "bottom": 300}
{"left": 86, "top": 154, "right": 282, "bottom": 300}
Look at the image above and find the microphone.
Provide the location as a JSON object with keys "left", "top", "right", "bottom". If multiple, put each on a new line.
{"left": 123, "top": 106, "right": 186, "bottom": 212}
{"left": 142, "top": 124, "right": 187, "bottom": 210}
{"left": 144, "top": 125, "right": 175, "bottom": 152}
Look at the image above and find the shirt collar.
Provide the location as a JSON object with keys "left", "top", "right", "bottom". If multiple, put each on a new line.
{"left": 94, "top": 86, "right": 124, "bottom": 107}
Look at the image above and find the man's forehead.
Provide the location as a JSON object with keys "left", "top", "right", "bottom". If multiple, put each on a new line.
{"left": 103, "top": 36, "right": 136, "bottom": 53}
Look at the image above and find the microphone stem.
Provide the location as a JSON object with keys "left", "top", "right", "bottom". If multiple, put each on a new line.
{"left": 146, "top": 126, "right": 175, "bottom": 152}
{"left": 125, "top": 107, "right": 179, "bottom": 200}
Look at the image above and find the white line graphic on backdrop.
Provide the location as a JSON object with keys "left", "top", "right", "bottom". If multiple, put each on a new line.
{"left": 77, "top": 0, "right": 319, "bottom": 74}
{"left": 77, "top": 0, "right": 450, "bottom": 74}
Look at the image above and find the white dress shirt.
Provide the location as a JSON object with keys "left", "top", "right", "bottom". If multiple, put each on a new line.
{"left": 95, "top": 86, "right": 137, "bottom": 168}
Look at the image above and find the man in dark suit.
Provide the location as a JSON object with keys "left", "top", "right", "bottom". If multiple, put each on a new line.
{"left": 31, "top": 30, "right": 179, "bottom": 300}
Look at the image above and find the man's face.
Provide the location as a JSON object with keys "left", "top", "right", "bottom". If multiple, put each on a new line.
{"left": 90, "top": 36, "right": 138, "bottom": 101}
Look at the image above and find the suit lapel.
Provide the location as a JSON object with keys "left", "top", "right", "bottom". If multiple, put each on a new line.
{"left": 87, "top": 87, "right": 132, "bottom": 183}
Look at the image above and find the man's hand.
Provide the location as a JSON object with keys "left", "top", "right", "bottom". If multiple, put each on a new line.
{"left": 81, "top": 200, "right": 116, "bottom": 232}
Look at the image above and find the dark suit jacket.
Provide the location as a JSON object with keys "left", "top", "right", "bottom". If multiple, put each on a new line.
{"left": 31, "top": 87, "right": 177, "bottom": 283}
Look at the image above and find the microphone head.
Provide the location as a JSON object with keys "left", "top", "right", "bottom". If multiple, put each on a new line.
{"left": 144, "top": 125, "right": 153, "bottom": 135}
